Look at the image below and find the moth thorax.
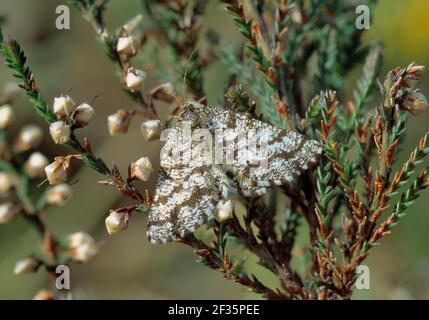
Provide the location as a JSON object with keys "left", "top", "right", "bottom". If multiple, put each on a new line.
{"left": 178, "top": 102, "right": 205, "bottom": 128}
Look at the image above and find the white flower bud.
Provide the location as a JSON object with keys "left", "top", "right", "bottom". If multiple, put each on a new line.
{"left": 46, "top": 184, "right": 72, "bottom": 206}
{"left": 53, "top": 95, "right": 76, "bottom": 118}
{"left": 49, "top": 121, "right": 71, "bottom": 144}
{"left": 45, "top": 158, "right": 69, "bottom": 185}
{"left": 130, "top": 157, "right": 153, "bottom": 181}
{"left": 69, "top": 231, "right": 92, "bottom": 248}
{"left": 140, "top": 119, "right": 162, "bottom": 142}
{"left": 117, "top": 35, "right": 138, "bottom": 57}
{"left": 25, "top": 152, "right": 49, "bottom": 178}
{"left": 68, "top": 232, "right": 99, "bottom": 262}
{"left": 125, "top": 67, "right": 146, "bottom": 92}
{"left": 0, "top": 172, "right": 14, "bottom": 196}
{"left": 3, "top": 82, "right": 20, "bottom": 102}
{"left": 122, "top": 14, "right": 143, "bottom": 34}
{"left": 403, "top": 90, "right": 429, "bottom": 115}
{"left": 404, "top": 64, "right": 425, "bottom": 86}
{"left": 216, "top": 200, "right": 234, "bottom": 222}
{"left": 0, "top": 105, "right": 15, "bottom": 129}
{"left": 33, "top": 290, "right": 54, "bottom": 300}
{"left": 105, "top": 210, "right": 129, "bottom": 235}
{"left": 150, "top": 82, "right": 176, "bottom": 103}
{"left": 14, "top": 125, "right": 43, "bottom": 152}
{"left": 0, "top": 202, "right": 19, "bottom": 224}
{"left": 14, "top": 258, "right": 39, "bottom": 275}
{"left": 107, "top": 109, "right": 132, "bottom": 135}
{"left": 72, "top": 103, "right": 95, "bottom": 127}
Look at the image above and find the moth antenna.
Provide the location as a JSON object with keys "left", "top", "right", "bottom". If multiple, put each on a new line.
{"left": 90, "top": 95, "right": 99, "bottom": 104}
{"left": 37, "top": 179, "right": 48, "bottom": 188}
{"left": 182, "top": 47, "right": 197, "bottom": 102}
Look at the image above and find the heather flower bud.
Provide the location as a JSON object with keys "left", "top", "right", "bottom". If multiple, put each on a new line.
{"left": 125, "top": 67, "right": 146, "bottom": 92}
{"left": 403, "top": 90, "right": 429, "bottom": 115}
{"left": 49, "top": 121, "right": 71, "bottom": 144}
{"left": 14, "top": 125, "right": 43, "bottom": 152}
{"left": 122, "top": 14, "right": 143, "bottom": 34}
{"left": 216, "top": 200, "right": 234, "bottom": 222}
{"left": 117, "top": 35, "right": 138, "bottom": 57}
{"left": 0, "top": 104, "right": 15, "bottom": 129}
{"left": 72, "top": 103, "right": 95, "bottom": 127}
{"left": 130, "top": 157, "right": 153, "bottom": 181}
{"left": 0, "top": 202, "right": 19, "bottom": 224}
{"left": 150, "top": 83, "right": 176, "bottom": 103}
{"left": 3, "top": 82, "right": 20, "bottom": 102}
{"left": 14, "top": 258, "right": 39, "bottom": 275}
{"left": 140, "top": 119, "right": 162, "bottom": 141}
{"left": 68, "top": 232, "right": 99, "bottom": 262}
{"left": 107, "top": 109, "right": 132, "bottom": 135}
{"left": 25, "top": 152, "right": 49, "bottom": 178}
{"left": 0, "top": 172, "right": 14, "bottom": 196}
{"left": 399, "top": 64, "right": 425, "bottom": 88}
{"left": 53, "top": 94, "right": 76, "bottom": 118}
{"left": 33, "top": 290, "right": 54, "bottom": 300}
{"left": 406, "top": 64, "right": 425, "bottom": 81}
{"left": 105, "top": 210, "right": 129, "bottom": 235}
{"left": 46, "top": 184, "right": 72, "bottom": 206}
{"left": 45, "top": 158, "right": 69, "bottom": 185}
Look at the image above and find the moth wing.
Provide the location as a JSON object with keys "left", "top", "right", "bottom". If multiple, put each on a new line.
{"left": 205, "top": 106, "right": 322, "bottom": 196}
{"left": 147, "top": 165, "right": 218, "bottom": 244}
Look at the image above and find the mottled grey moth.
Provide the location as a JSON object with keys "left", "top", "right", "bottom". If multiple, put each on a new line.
{"left": 147, "top": 102, "right": 322, "bottom": 244}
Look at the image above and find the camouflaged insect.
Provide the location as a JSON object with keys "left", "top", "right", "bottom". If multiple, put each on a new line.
{"left": 147, "top": 102, "right": 322, "bottom": 244}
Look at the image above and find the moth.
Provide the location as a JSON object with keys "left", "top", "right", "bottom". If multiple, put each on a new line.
{"left": 147, "top": 102, "right": 322, "bottom": 244}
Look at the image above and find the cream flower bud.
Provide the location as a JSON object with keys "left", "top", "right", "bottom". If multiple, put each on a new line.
{"left": 72, "top": 103, "right": 95, "bottom": 127}
{"left": 68, "top": 232, "right": 99, "bottom": 262}
{"left": 53, "top": 95, "right": 76, "bottom": 118}
{"left": 45, "top": 158, "right": 69, "bottom": 185}
{"left": 403, "top": 90, "right": 429, "bottom": 115}
{"left": 33, "top": 289, "right": 54, "bottom": 300}
{"left": 150, "top": 83, "right": 176, "bottom": 103}
{"left": 130, "top": 157, "right": 153, "bottom": 181}
{"left": 25, "top": 152, "right": 49, "bottom": 178}
{"left": 117, "top": 35, "right": 138, "bottom": 56}
{"left": 14, "top": 125, "right": 43, "bottom": 152}
{"left": 140, "top": 119, "right": 162, "bottom": 142}
{"left": 3, "top": 82, "right": 20, "bottom": 102}
{"left": 216, "top": 200, "right": 234, "bottom": 222}
{"left": 46, "top": 184, "right": 72, "bottom": 206}
{"left": 0, "top": 105, "right": 15, "bottom": 129}
{"left": 122, "top": 14, "right": 143, "bottom": 34}
{"left": 407, "top": 64, "right": 425, "bottom": 80}
{"left": 107, "top": 109, "right": 132, "bottom": 135}
{"left": 0, "top": 202, "right": 19, "bottom": 224}
{"left": 0, "top": 172, "right": 14, "bottom": 196}
{"left": 105, "top": 210, "right": 129, "bottom": 235}
{"left": 49, "top": 121, "right": 71, "bottom": 144}
{"left": 14, "top": 258, "right": 39, "bottom": 275}
{"left": 125, "top": 67, "right": 146, "bottom": 92}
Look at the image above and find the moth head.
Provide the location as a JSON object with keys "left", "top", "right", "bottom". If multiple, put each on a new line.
{"left": 175, "top": 101, "right": 206, "bottom": 128}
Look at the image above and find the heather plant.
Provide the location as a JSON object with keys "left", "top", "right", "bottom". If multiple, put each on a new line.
{"left": 0, "top": 81, "right": 99, "bottom": 299}
{"left": 1, "top": 0, "right": 429, "bottom": 300}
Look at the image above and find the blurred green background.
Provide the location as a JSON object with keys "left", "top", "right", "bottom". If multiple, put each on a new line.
{"left": 0, "top": 0, "right": 429, "bottom": 299}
